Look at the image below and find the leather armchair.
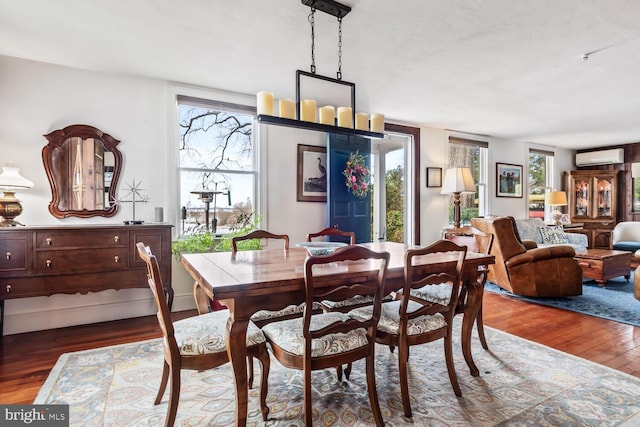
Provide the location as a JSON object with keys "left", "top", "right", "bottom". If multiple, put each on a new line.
{"left": 471, "top": 216, "right": 583, "bottom": 297}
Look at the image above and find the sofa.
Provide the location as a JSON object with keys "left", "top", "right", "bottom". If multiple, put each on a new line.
{"left": 514, "top": 218, "right": 588, "bottom": 253}
{"left": 612, "top": 221, "right": 640, "bottom": 268}
{"left": 471, "top": 216, "right": 583, "bottom": 297}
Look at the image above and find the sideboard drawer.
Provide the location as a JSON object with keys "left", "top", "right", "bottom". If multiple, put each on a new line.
{"left": 34, "top": 248, "right": 130, "bottom": 273}
{"left": 35, "top": 230, "right": 129, "bottom": 249}
{"left": 0, "top": 233, "right": 29, "bottom": 272}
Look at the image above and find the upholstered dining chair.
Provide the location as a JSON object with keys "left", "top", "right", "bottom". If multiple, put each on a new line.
{"left": 231, "top": 229, "right": 289, "bottom": 252}
{"left": 349, "top": 239, "right": 467, "bottom": 419}
{"left": 262, "top": 245, "right": 390, "bottom": 426}
{"left": 306, "top": 226, "right": 356, "bottom": 245}
{"left": 136, "top": 242, "right": 270, "bottom": 427}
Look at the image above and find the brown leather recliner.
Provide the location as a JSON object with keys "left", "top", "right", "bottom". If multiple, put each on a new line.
{"left": 471, "top": 216, "right": 583, "bottom": 297}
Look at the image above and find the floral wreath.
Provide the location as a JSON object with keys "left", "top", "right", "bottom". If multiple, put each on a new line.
{"left": 343, "top": 151, "right": 371, "bottom": 198}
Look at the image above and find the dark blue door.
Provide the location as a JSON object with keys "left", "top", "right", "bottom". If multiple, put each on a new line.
{"left": 327, "top": 133, "right": 372, "bottom": 243}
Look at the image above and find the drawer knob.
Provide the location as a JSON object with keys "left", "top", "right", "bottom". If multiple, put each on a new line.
{"left": 46, "top": 238, "right": 52, "bottom": 245}
{"left": 5, "top": 251, "right": 11, "bottom": 260}
{"left": 6, "top": 284, "right": 11, "bottom": 293}
{"left": 114, "top": 255, "right": 120, "bottom": 263}
{"left": 114, "top": 235, "right": 120, "bottom": 243}
{"left": 46, "top": 259, "right": 52, "bottom": 268}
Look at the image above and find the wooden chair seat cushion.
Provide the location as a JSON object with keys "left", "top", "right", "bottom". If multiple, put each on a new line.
{"left": 250, "top": 302, "right": 323, "bottom": 323}
{"left": 350, "top": 301, "right": 446, "bottom": 335}
{"left": 407, "top": 284, "right": 452, "bottom": 305}
{"left": 262, "top": 312, "right": 369, "bottom": 357}
{"left": 321, "top": 294, "right": 394, "bottom": 310}
{"left": 175, "top": 310, "right": 266, "bottom": 356}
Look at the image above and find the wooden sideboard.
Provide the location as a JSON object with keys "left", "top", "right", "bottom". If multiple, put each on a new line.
{"left": 0, "top": 224, "right": 172, "bottom": 335}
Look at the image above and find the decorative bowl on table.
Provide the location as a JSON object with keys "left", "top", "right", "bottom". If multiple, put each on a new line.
{"left": 295, "top": 242, "right": 348, "bottom": 256}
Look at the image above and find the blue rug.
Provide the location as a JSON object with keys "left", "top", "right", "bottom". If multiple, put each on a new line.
{"left": 485, "top": 271, "right": 640, "bottom": 327}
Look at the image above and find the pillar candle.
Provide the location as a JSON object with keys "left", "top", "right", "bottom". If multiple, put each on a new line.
{"left": 337, "top": 107, "right": 353, "bottom": 128}
{"left": 256, "top": 91, "right": 274, "bottom": 116}
{"left": 370, "top": 113, "right": 385, "bottom": 133}
{"left": 355, "top": 112, "right": 369, "bottom": 130}
{"left": 300, "top": 99, "right": 317, "bottom": 122}
{"left": 279, "top": 99, "right": 295, "bottom": 119}
{"left": 319, "top": 106, "right": 335, "bottom": 125}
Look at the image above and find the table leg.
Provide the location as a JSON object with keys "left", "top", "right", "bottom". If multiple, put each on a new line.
{"left": 192, "top": 281, "right": 211, "bottom": 315}
{"left": 461, "top": 277, "right": 482, "bottom": 377}
{"left": 226, "top": 302, "right": 250, "bottom": 427}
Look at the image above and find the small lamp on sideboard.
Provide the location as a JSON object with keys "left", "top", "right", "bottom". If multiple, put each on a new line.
{"left": 441, "top": 167, "right": 475, "bottom": 228}
{"left": 545, "top": 190, "right": 568, "bottom": 225}
{"left": 0, "top": 164, "right": 34, "bottom": 227}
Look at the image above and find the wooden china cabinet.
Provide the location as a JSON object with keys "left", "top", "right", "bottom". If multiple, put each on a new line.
{"left": 564, "top": 170, "right": 618, "bottom": 249}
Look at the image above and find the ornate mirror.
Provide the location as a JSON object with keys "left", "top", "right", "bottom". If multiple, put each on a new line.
{"left": 42, "top": 124, "right": 122, "bottom": 218}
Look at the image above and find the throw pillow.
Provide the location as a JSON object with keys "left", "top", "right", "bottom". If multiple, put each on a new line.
{"left": 538, "top": 225, "right": 569, "bottom": 245}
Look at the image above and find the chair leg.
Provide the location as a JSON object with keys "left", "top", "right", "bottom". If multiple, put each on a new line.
{"left": 165, "top": 365, "right": 181, "bottom": 427}
{"left": 247, "top": 356, "right": 255, "bottom": 389}
{"left": 444, "top": 331, "right": 462, "bottom": 397}
{"left": 303, "top": 365, "right": 313, "bottom": 426}
{"left": 256, "top": 348, "right": 271, "bottom": 421}
{"left": 398, "top": 342, "right": 412, "bottom": 418}
{"left": 366, "top": 352, "right": 385, "bottom": 426}
{"left": 344, "top": 362, "right": 352, "bottom": 380}
{"left": 476, "top": 304, "right": 489, "bottom": 350}
{"left": 155, "top": 360, "right": 170, "bottom": 405}
{"left": 336, "top": 365, "right": 343, "bottom": 382}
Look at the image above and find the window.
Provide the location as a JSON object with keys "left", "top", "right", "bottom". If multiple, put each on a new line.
{"left": 528, "top": 148, "right": 554, "bottom": 220}
{"left": 177, "top": 95, "right": 256, "bottom": 235}
{"left": 447, "top": 137, "right": 488, "bottom": 225}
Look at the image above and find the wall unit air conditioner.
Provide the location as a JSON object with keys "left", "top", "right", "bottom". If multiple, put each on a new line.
{"left": 575, "top": 148, "right": 624, "bottom": 166}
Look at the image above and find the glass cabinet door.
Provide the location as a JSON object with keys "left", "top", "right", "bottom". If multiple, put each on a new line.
{"left": 573, "top": 178, "right": 591, "bottom": 218}
{"left": 595, "top": 176, "right": 613, "bottom": 218}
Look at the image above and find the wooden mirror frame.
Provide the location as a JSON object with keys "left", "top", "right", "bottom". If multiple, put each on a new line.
{"left": 42, "top": 124, "right": 122, "bottom": 218}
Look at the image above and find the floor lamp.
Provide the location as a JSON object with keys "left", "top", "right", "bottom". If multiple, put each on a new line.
{"left": 441, "top": 167, "right": 475, "bottom": 228}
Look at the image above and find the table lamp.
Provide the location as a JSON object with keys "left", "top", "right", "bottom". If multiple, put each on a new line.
{"left": 441, "top": 167, "right": 475, "bottom": 228}
{"left": 0, "top": 164, "right": 34, "bottom": 226}
{"left": 545, "top": 190, "right": 568, "bottom": 225}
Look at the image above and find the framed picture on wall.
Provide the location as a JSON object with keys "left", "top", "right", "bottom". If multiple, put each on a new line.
{"left": 426, "top": 167, "right": 442, "bottom": 187}
{"left": 297, "top": 144, "right": 327, "bottom": 202}
{"left": 496, "top": 162, "right": 523, "bottom": 198}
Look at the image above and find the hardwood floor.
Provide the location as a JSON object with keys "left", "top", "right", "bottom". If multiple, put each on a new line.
{"left": 1, "top": 292, "right": 639, "bottom": 405}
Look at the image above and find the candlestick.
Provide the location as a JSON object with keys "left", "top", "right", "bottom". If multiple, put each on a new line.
{"left": 279, "top": 99, "right": 295, "bottom": 119}
{"left": 300, "top": 99, "right": 317, "bottom": 122}
{"left": 319, "top": 106, "right": 335, "bottom": 125}
{"left": 371, "top": 113, "right": 385, "bottom": 133}
{"left": 337, "top": 107, "right": 353, "bottom": 128}
{"left": 355, "top": 112, "right": 369, "bottom": 130}
{"left": 257, "top": 91, "right": 274, "bottom": 116}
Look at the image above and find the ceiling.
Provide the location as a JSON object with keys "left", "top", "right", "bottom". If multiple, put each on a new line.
{"left": 2, "top": 0, "right": 640, "bottom": 150}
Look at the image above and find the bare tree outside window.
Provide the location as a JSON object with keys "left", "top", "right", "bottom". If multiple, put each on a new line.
{"left": 178, "top": 99, "right": 257, "bottom": 235}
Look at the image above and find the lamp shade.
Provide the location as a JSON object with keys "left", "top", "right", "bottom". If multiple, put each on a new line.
{"left": 0, "top": 165, "right": 34, "bottom": 190}
{"left": 440, "top": 167, "right": 475, "bottom": 195}
{"left": 545, "top": 190, "right": 567, "bottom": 206}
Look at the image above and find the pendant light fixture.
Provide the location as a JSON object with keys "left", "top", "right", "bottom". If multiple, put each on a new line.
{"left": 256, "top": 0, "right": 384, "bottom": 138}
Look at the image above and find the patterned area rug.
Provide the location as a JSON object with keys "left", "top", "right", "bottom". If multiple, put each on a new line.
{"left": 35, "top": 320, "right": 640, "bottom": 426}
{"left": 485, "top": 271, "right": 640, "bottom": 327}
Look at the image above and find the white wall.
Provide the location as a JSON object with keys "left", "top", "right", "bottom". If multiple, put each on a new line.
{"left": 0, "top": 55, "right": 575, "bottom": 334}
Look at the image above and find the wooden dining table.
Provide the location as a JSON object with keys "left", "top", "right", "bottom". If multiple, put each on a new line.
{"left": 181, "top": 241, "right": 494, "bottom": 427}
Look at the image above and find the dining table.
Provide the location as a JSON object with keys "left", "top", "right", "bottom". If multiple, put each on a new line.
{"left": 181, "top": 240, "right": 495, "bottom": 427}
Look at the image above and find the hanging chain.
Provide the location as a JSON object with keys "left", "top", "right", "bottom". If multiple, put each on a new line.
{"left": 309, "top": 8, "right": 316, "bottom": 74}
{"left": 336, "top": 17, "right": 343, "bottom": 80}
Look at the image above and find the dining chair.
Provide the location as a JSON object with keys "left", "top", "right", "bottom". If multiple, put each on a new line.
{"left": 231, "top": 229, "right": 289, "bottom": 252}
{"left": 306, "top": 226, "right": 355, "bottom": 245}
{"left": 136, "top": 242, "right": 270, "bottom": 427}
{"left": 442, "top": 225, "right": 493, "bottom": 349}
{"left": 262, "top": 245, "right": 389, "bottom": 426}
{"left": 349, "top": 239, "right": 467, "bottom": 419}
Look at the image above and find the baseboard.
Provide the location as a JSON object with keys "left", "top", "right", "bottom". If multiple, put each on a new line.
{"left": 2, "top": 293, "right": 196, "bottom": 336}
